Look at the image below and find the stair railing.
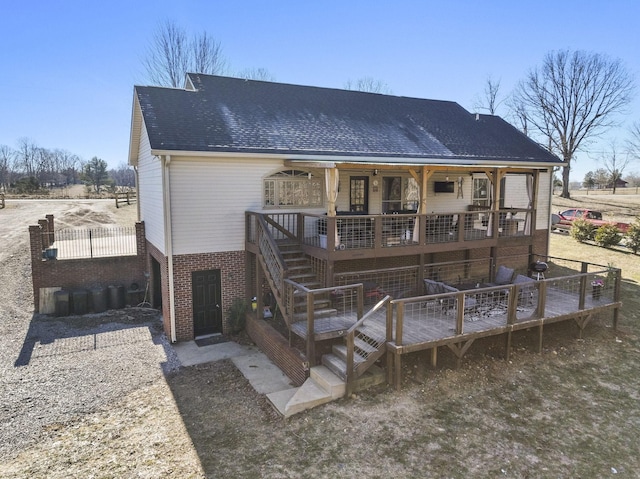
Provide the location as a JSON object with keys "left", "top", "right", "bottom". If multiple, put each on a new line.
{"left": 256, "top": 215, "right": 289, "bottom": 317}
{"left": 345, "top": 295, "right": 392, "bottom": 397}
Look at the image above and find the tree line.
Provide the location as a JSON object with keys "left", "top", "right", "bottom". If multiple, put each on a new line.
{"left": 0, "top": 138, "right": 134, "bottom": 194}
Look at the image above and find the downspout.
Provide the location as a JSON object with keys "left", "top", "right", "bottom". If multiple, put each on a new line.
{"left": 162, "top": 155, "right": 177, "bottom": 343}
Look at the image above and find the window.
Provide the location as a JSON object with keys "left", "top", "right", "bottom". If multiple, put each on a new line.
{"left": 382, "top": 176, "right": 418, "bottom": 213}
{"left": 263, "top": 170, "right": 323, "bottom": 208}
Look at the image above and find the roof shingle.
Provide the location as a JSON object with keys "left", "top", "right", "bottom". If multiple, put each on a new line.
{"left": 134, "top": 74, "right": 561, "bottom": 165}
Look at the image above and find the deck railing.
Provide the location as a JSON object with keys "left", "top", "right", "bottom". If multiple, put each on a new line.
{"left": 45, "top": 226, "right": 137, "bottom": 259}
{"left": 391, "top": 267, "right": 620, "bottom": 348}
{"left": 246, "top": 208, "right": 534, "bottom": 260}
{"left": 256, "top": 208, "right": 532, "bottom": 253}
{"left": 283, "top": 280, "right": 365, "bottom": 362}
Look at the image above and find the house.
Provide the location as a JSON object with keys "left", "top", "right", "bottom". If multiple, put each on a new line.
{"left": 607, "top": 178, "right": 628, "bottom": 189}
{"left": 128, "top": 74, "right": 620, "bottom": 395}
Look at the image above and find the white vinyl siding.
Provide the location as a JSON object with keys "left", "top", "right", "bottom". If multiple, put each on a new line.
{"left": 136, "top": 126, "right": 165, "bottom": 253}
{"left": 169, "top": 158, "right": 320, "bottom": 254}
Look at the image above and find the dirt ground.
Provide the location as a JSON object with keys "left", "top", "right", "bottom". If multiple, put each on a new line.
{"left": 1, "top": 195, "right": 640, "bottom": 478}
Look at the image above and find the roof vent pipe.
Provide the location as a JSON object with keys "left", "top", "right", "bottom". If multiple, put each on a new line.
{"left": 475, "top": 113, "right": 480, "bottom": 121}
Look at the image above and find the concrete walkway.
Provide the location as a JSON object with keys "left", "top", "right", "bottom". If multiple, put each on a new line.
{"left": 172, "top": 339, "right": 296, "bottom": 395}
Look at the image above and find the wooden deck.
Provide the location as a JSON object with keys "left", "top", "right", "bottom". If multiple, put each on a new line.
{"left": 291, "top": 281, "right": 621, "bottom": 389}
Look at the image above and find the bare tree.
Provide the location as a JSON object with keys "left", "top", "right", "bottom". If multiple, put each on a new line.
{"left": 15, "top": 138, "right": 39, "bottom": 178}
{"left": 624, "top": 170, "right": 640, "bottom": 187}
{"left": 143, "top": 20, "right": 227, "bottom": 87}
{"left": 0, "top": 144, "right": 14, "bottom": 192}
{"left": 344, "top": 77, "right": 392, "bottom": 94}
{"left": 627, "top": 121, "right": 640, "bottom": 160}
{"left": 513, "top": 50, "right": 634, "bottom": 198}
{"left": 506, "top": 95, "right": 529, "bottom": 136}
{"left": 474, "top": 76, "right": 503, "bottom": 115}
{"left": 191, "top": 31, "right": 227, "bottom": 76}
{"left": 593, "top": 141, "right": 633, "bottom": 193}
{"left": 234, "top": 67, "right": 276, "bottom": 81}
{"left": 109, "top": 163, "right": 136, "bottom": 187}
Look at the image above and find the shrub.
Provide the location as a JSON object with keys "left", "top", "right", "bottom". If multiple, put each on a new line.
{"left": 570, "top": 219, "right": 596, "bottom": 243}
{"left": 594, "top": 223, "right": 622, "bottom": 248}
{"left": 625, "top": 218, "right": 640, "bottom": 254}
{"left": 227, "top": 297, "right": 249, "bottom": 334}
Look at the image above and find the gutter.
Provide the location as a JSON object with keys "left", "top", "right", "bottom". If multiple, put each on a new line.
{"left": 162, "top": 155, "right": 177, "bottom": 343}
{"left": 149, "top": 149, "right": 564, "bottom": 168}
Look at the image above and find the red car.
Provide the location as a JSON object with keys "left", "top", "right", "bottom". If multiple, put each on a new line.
{"left": 551, "top": 208, "right": 629, "bottom": 233}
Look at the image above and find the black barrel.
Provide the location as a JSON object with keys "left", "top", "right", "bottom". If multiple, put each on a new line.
{"left": 72, "top": 290, "right": 88, "bottom": 315}
{"left": 54, "top": 290, "right": 69, "bottom": 317}
{"left": 91, "top": 286, "right": 107, "bottom": 313}
{"left": 108, "top": 285, "right": 125, "bottom": 309}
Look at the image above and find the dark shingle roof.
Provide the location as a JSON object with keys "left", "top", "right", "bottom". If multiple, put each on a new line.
{"left": 134, "top": 74, "right": 561, "bottom": 165}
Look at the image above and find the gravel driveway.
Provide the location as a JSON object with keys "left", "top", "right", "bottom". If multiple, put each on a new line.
{"left": 0, "top": 200, "right": 181, "bottom": 461}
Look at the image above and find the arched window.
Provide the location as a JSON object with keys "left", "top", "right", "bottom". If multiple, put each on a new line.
{"left": 263, "top": 170, "right": 323, "bottom": 208}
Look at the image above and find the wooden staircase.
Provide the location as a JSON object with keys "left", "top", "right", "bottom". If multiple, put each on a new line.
{"left": 276, "top": 241, "right": 339, "bottom": 334}
{"left": 257, "top": 232, "right": 389, "bottom": 416}
{"left": 322, "top": 324, "right": 387, "bottom": 389}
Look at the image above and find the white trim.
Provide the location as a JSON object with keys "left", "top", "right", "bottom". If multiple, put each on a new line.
{"left": 148, "top": 148, "right": 564, "bottom": 168}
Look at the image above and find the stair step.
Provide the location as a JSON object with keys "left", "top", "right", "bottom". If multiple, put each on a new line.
{"left": 332, "top": 344, "right": 367, "bottom": 364}
{"left": 310, "top": 365, "right": 346, "bottom": 398}
{"left": 289, "top": 276, "right": 319, "bottom": 284}
{"left": 322, "top": 353, "right": 347, "bottom": 381}
{"left": 292, "top": 308, "right": 338, "bottom": 322}
{"left": 279, "top": 249, "right": 305, "bottom": 258}
{"left": 286, "top": 264, "right": 313, "bottom": 272}
{"left": 293, "top": 299, "right": 333, "bottom": 311}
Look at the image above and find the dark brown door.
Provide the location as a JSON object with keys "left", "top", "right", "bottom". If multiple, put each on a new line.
{"left": 350, "top": 176, "right": 369, "bottom": 213}
{"left": 192, "top": 270, "right": 222, "bottom": 336}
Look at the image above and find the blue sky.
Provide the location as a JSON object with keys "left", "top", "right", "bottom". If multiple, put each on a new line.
{"left": 1, "top": 0, "right": 639, "bottom": 181}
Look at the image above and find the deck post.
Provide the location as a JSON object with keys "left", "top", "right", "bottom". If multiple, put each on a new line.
{"left": 578, "top": 263, "right": 588, "bottom": 310}
{"left": 455, "top": 293, "right": 464, "bottom": 335}
{"left": 505, "top": 327, "right": 512, "bottom": 361}
{"left": 537, "top": 321, "right": 544, "bottom": 353}
{"left": 613, "top": 268, "right": 622, "bottom": 330}
{"left": 431, "top": 346, "right": 437, "bottom": 368}
{"left": 386, "top": 351, "right": 394, "bottom": 386}
{"left": 395, "top": 301, "right": 404, "bottom": 346}
{"left": 394, "top": 353, "right": 402, "bottom": 390}
{"left": 306, "top": 292, "right": 315, "bottom": 366}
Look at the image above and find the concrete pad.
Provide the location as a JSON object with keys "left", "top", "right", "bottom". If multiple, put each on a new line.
{"left": 232, "top": 351, "right": 295, "bottom": 394}
{"left": 173, "top": 340, "right": 252, "bottom": 367}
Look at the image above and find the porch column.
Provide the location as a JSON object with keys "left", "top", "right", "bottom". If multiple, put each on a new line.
{"left": 325, "top": 168, "right": 339, "bottom": 216}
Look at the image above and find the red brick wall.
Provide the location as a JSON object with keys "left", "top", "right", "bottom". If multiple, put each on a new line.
{"left": 246, "top": 315, "right": 308, "bottom": 386}
{"left": 171, "top": 250, "right": 246, "bottom": 341}
{"left": 30, "top": 221, "right": 147, "bottom": 312}
{"left": 146, "top": 241, "right": 171, "bottom": 339}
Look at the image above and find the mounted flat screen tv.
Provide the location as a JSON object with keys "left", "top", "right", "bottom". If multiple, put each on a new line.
{"left": 434, "top": 181, "right": 455, "bottom": 193}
